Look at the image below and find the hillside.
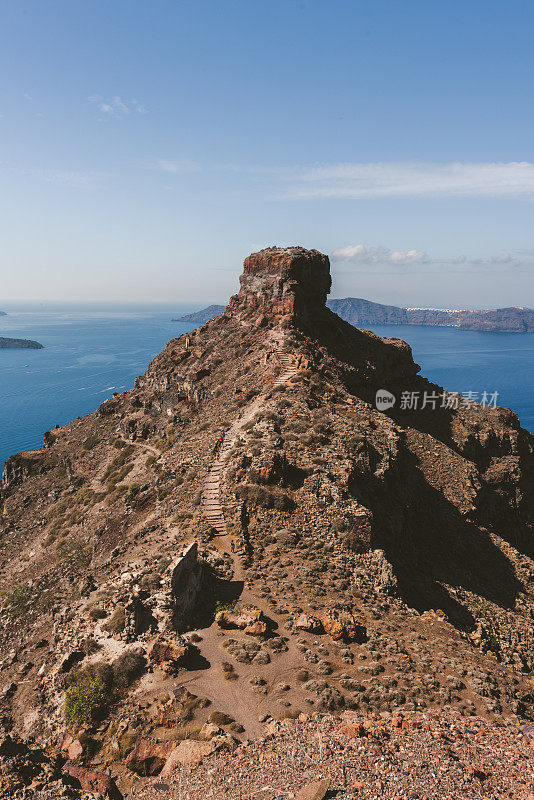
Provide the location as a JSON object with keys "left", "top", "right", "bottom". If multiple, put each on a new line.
{"left": 0, "top": 247, "right": 532, "bottom": 797}
{"left": 328, "top": 298, "right": 534, "bottom": 332}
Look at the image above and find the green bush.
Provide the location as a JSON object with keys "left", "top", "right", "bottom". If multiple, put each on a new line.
{"left": 83, "top": 435, "right": 99, "bottom": 451}
{"left": 64, "top": 676, "right": 108, "bottom": 729}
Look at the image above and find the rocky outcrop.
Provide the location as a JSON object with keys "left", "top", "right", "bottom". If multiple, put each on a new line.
{"left": 215, "top": 606, "right": 267, "bottom": 636}
{"left": 227, "top": 246, "right": 331, "bottom": 327}
{"left": 146, "top": 633, "right": 189, "bottom": 671}
{"left": 170, "top": 542, "right": 206, "bottom": 631}
{"left": 319, "top": 611, "right": 366, "bottom": 643}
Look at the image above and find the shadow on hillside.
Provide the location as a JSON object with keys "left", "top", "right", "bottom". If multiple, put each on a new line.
{"left": 370, "top": 449, "right": 524, "bottom": 622}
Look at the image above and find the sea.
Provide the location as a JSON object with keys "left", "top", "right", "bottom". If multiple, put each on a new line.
{"left": 1, "top": 304, "right": 533, "bottom": 470}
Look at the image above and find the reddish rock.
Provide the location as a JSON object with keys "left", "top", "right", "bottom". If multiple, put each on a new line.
{"left": 125, "top": 738, "right": 175, "bottom": 776}
{"left": 227, "top": 246, "right": 331, "bottom": 325}
{"left": 62, "top": 763, "right": 123, "bottom": 799}
{"left": 319, "top": 610, "right": 366, "bottom": 642}
{"left": 146, "top": 633, "right": 189, "bottom": 670}
{"left": 215, "top": 606, "right": 267, "bottom": 636}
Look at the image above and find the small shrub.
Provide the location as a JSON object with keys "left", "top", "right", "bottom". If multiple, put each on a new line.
{"left": 64, "top": 676, "right": 108, "bottom": 729}
{"left": 83, "top": 435, "right": 99, "bottom": 451}
{"left": 111, "top": 649, "right": 146, "bottom": 690}
{"left": 214, "top": 600, "right": 237, "bottom": 614}
{"left": 277, "top": 708, "right": 301, "bottom": 720}
{"left": 102, "top": 604, "right": 126, "bottom": 634}
{"left": 55, "top": 538, "right": 91, "bottom": 568}
{"left": 235, "top": 484, "right": 294, "bottom": 511}
{"left": 208, "top": 711, "right": 234, "bottom": 726}
{"left": 221, "top": 662, "right": 238, "bottom": 680}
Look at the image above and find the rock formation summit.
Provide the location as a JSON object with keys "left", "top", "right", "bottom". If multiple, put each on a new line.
{"left": 0, "top": 246, "right": 533, "bottom": 796}
{"left": 227, "top": 246, "right": 331, "bottom": 325}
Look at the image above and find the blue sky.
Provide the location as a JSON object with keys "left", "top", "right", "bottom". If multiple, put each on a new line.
{"left": 1, "top": 0, "right": 534, "bottom": 307}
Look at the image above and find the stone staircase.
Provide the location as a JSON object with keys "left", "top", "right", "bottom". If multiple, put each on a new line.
{"left": 201, "top": 344, "right": 297, "bottom": 536}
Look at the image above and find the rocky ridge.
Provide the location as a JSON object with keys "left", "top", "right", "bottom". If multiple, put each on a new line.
{"left": 0, "top": 246, "right": 532, "bottom": 797}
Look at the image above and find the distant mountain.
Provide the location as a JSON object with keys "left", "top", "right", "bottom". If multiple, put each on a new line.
{"left": 0, "top": 337, "right": 43, "bottom": 349}
{"left": 0, "top": 311, "right": 6, "bottom": 316}
{"left": 174, "top": 297, "right": 534, "bottom": 332}
{"left": 172, "top": 304, "right": 225, "bottom": 323}
{"left": 327, "top": 297, "right": 534, "bottom": 332}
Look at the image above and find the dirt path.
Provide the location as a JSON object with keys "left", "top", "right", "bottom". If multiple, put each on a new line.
{"left": 201, "top": 334, "right": 297, "bottom": 554}
{"left": 177, "top": 336, "right": 303, "bottom": 736}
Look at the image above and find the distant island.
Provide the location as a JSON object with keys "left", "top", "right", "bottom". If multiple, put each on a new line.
{"left": 327, "top": 298, "right": 534, "bottom": 332}
{"left": 172, "top": 304, "right": 226, "bottom": 324}
{"left": 0, "top": 337, "right": 44, "bottom": 349}
{"left": 175, "top": 298, "right": 534, "bottom": 333}
{"left": 0, "top": 311, "right": 6, "bottom": 316}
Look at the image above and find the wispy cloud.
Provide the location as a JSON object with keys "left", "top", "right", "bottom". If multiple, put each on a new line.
{"left": 332, "top": 244, "right": 520, "bottom": 268}
{"left": 157, "top": 159, "right": 200, "bottom": 175}
{"left": 333, "top": 244, "right": 427, "bottom": 264}
{"left": 280, "top": 161, "right": 534, "bottom": 200}
{"left": 88, "top": 95, "right": 148, "bottom": 116}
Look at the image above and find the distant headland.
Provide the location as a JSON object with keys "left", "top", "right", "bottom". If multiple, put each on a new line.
{"left": 174, "top": 298, "right": 534, "bottom": 333}
{"left": 0, "top": 337, "right": 44, "bottom": 349}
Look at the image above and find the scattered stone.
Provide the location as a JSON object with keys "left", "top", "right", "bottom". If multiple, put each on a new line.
{"left": 125, "top": 739, "right": 176, "bottom": 776}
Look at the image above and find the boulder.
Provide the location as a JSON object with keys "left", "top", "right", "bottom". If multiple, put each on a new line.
{"left": 125, "top": 739, "right": 175, "bottom": 776}
{"left": 319, "top": 610, "right": 366, "bottom": 642}
{"left": 160, "top": 740, "right": 213, "bottom": 776}
{"left": 296, "top": 778, "right": 331, "bottom": 800}
{"left": 146, "top": 633, "right": 189, "bottom": 671}
{"left": 215, "top": 606, "right": 267, "bottom": 636}
{"left": 62, "top": 763, "right": 123, "bottom": 799}
{"left": 295, "top": 613, "right": 323, "bottom": 633}
{"left": 199, "top": 722, "right": 223, "bottom": 740}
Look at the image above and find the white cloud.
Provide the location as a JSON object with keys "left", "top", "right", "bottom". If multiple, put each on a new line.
{"left": 89, "top": 95, "right": 147, "bottom": 116}
{"left": 332, "top": 244, "right": 427, "bottom": 264}
{"left": 281, "top": 161, "right": 534, "bottom": 199}
{"left": 157, "top": 159, "right": 200, "bottom": 175}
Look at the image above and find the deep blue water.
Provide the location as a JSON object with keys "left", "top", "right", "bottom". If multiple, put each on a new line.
{"left": 370, "top": 324, "right": 534, "bottom": 433}
{"left": 0, "top": 306, "right": 197, "bottom": 469}
{"left": 0, "top": 310, "right": 533, "bottom": 470}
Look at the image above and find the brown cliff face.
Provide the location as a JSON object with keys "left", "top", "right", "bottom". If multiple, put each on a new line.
{"left": 227, "top": 246, "right": 331, "bottom": 325}
{"left": 0, "top": 246, "right": 533, "bottom": 787}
